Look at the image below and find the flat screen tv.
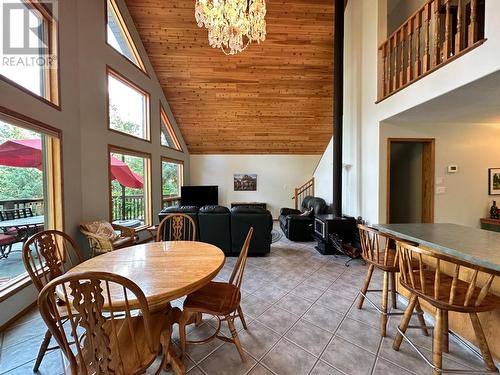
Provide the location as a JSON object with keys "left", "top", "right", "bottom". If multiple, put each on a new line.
{"left": 181, "top": 186, "right": 218, "bottom": 207}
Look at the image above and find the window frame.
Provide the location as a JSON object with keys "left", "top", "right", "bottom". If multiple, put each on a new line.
{"left": 106, "top": 67, "right": 151, "bottom": 142}
{"left": 0, "top": 105, "right": 64, "bottom": 299}
{"left": 161, "top": 157, "right": 184, "bottom": 206}
{"left": 108, "top": 144, "right": 152, "bottom": 231}
{"left": 105, "top": 0, "right": 147, "bottom": 75}
{"left": 0, "top": 0, "right": 60, "bottom": 109}
{"left": 160, "top": 103, "right": 183, "bottom": 152}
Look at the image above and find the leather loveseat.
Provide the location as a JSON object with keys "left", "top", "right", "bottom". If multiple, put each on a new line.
{"left": 279, "top": 196, "right": 328, "bottom": 241}
{"left": 158, "top": 205, "right": 272, "bottom": 256}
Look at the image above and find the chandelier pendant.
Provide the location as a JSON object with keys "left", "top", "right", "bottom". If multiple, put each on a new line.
{"left": 195, "top": 0, "right": 267, "bottom": 55}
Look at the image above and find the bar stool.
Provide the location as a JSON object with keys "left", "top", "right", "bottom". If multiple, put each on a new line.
{"left": 393, "top": 240, "right": 500, "bottom": 374}
{"left": 357, "top": 225, "right": 429, "bottom": 336}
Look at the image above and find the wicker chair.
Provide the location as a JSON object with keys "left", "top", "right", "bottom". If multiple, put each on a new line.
{"left": 393, "top": 240, "right": 500, "bottom": 375}
{"left": 80, "top": 220, "right": 136, "bottom": 257}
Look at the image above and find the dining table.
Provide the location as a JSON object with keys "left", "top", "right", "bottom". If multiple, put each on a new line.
{"left": 62, "top": 240, "right": 225, "bottom": 374}
{"left": 0, "top": 215, "right": 45, "bottom": 231}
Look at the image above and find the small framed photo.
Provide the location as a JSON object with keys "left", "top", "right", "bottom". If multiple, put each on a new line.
{"left": 234, "top": 174, "right": 257, "bottom": 191}
{"left": 489, "top": 168, "right": 500, "bottom": 195}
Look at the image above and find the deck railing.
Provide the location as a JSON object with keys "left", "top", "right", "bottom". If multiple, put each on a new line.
{"left": 112, "top": 195, "right": 145, "bottom": 221}
{"left": 378, "top": 0, "right": 485, "bottom": 101}
{"left": 162, "top": 196, "right": 181, "bottom": 208}
{"left": 0, "top": 198, "right": 44, "bottom": 215}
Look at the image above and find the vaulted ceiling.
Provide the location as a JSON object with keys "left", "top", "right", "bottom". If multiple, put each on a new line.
{"left": 125, "top": 0, "right": 334, "bottom": 154}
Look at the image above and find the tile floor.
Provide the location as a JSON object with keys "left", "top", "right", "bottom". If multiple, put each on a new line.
{"left": 0, "top": 228, "right": 490, "bottom": 375}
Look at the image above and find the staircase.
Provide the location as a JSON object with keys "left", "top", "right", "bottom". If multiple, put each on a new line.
{"left": 293, "top": 177, "right": 314, "bottom": 209}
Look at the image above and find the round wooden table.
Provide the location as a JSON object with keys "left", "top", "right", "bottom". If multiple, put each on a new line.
{"left": 65, "top": 241, "right": 225, "bottom": 309}
{"left": 62, "top": 241, "right": 225, "bottom": 374}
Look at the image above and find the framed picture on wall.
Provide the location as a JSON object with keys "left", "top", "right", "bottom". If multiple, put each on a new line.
{"left": 234, "top": 174, "right": 257, "bottom": 191}
{"left": 489, "top": 168, "right": 500, "bottom": 195}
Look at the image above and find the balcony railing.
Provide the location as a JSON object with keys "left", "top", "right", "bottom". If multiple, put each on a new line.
{"left": 378, "top": 0, "right": 485, "bottom": 101}
{"left": 111, "top": 195, "right": 181, "bottom": 222}
{"left": 0, "top": 198, "right": 44, "bottom": 215}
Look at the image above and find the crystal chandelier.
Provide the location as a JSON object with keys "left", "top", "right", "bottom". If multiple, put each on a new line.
{"left": 195, "top": 0, "right": 267, "bottom": 55}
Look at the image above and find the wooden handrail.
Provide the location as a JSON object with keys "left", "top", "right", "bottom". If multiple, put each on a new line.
{"left": 293, "top": 177, "right": 314, "bottom": 210}
{"left": 378, "top": 0, "right": 486, "bottom": 101}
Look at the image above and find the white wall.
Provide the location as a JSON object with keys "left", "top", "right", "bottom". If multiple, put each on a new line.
{"left": 190, "top": 155, "right": 320, "bottom": 218}
{"left": 315, "top": 0, "right": 500, "bottom": 225}
{"left": 380, "top": 122, "right": 500, "bottom": 228}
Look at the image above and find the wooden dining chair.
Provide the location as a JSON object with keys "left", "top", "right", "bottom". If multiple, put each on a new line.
{"left": 156, "top": 213, "right": 197, "bottom": 242}
{"left": 179, "top": 228, "right": 253, "bottom": 362}
{"left": 393, "top": 241, "right": 500, "bottom": 375}
{"left": 357, "top": 225, "right": 429, "bottom": 337}
{"left": 22, "top": 230, "right": 84, "bottom": 372}
{"left": 38, "top": 271, "right": 174, "bottom": 375}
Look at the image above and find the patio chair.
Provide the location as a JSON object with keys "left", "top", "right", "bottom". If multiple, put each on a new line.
{"left": 80, "top": 220, "right": 136, "bottom": 257}
{"left": 22, "top": 230, "right": 84, "bottom": 371}
{"left": 0, "top": 233, "right": 19, "bottom": 259}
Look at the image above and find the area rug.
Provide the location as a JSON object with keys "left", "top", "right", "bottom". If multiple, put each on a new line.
{"left": 271, "top": 229, "right": 283, "bottom": 243}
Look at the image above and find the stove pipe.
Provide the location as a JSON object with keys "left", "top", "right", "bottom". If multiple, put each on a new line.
{"left": 332, "top": 0, "right": 344, "bottom": 218}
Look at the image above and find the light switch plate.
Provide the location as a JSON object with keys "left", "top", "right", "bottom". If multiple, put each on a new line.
{"left": 436, "top": 176, "right": 444, "bottom": 185}
{"left": 436, "top": 186, "right": 446, "bottom": 194}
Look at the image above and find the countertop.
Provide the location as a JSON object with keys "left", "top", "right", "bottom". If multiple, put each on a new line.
{"left": 374, "top": 223, "right": 500, "bottom": 272}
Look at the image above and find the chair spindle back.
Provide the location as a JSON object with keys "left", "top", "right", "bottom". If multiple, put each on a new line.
{"left": 358, "top": 225, "right": 398, "bottom": 269}
{"left": 38, "top": 271, "right": 155, "bottom": 375}
{"left": 229, "top": 228, "right": 253, "bottom": 291}
{"left": 397, "top": 241, "right": 500, "bottom": 309}
{"left": 157, "top": 213, "right": 197, "bottom": 241}
{"left": 23, "top": 230, "right": 84, "bottom": 292}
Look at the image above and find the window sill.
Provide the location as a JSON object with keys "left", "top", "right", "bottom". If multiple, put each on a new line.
{"left": 0, "top": 273, "right": 33, "bottom": 303}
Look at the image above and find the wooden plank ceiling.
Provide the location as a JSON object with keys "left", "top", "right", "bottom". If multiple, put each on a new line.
{"left": 125, "top": 0, "right": 334, "bottom": 154}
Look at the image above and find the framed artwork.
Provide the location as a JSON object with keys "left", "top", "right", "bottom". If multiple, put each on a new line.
{"left": 489, "top": 168, "right": 500, "bottom": 195}
{"left": 234, "top": 174, "right": 257, "bottom": 191}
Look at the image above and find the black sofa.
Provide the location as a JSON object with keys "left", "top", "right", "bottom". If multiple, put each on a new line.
{"left": 279, "top": 196, "right": 328, "bottom": 241}
{"left": 158, "top": 205, "right": 272, "bottom": 256}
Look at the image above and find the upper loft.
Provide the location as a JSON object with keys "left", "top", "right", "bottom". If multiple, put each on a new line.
{"left": 374, "top": 0, "right": 500, "bottom": 121}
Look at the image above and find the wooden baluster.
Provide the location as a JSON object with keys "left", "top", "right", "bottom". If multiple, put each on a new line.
{"left": 391, "top": 36, "right": 396, "bottom": 91}
{"left": 399, "top": 29, "right": 405, "bottom": 86}
{"left": 382, "top": 43, "right": 388, "bottom": 97}
{"left": 444, "top": 0, "right": 452, "bottom": 59}
{"left": 433, "top": 0, "right": 442, "bottom": 67}
{"left": 455, "top": 0, "right": 463, "bottom": 52}
{"left": 469, "top": 0, "right": 478, "bottom": 47}
{"left": 414, "top": 11, "right": 422, "bottom": 77}
{"left": 407, "top": 18, "right": 414, "bottom": 82}
{"left": 423, "top": 3, "right": 431, "bottom": 72}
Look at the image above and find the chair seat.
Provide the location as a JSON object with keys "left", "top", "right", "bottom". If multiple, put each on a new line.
{"left": 401, "top": 269, "right": 500, "bottom": 313}
{"left": 0, "top": 233, "right": 18, "bottom": 246}
{"left": 67, "top": 311, "right": 168, "bottom": 375}
{"left": 184, "top": 281, "right": 241, "bottom": 316}
{"left": 112, "top": 236, "right": 135, "bottom": 249}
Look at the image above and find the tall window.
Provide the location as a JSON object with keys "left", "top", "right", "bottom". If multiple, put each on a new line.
{"left": 160, "top": 106, "right": 182, "bottom": 151}
{"left": 109, "top": 147, "right": 151, "bottom": 229}
{"left": 106, "top": 0, "right": 145, "bottom": 72}
{"left": 0, "top": 113, "right": 62, "bottom": 292}
{"left": 107, "top": 69, "right": 150, "bottom": 140}
{"left": 161, "top": 158, "right": 183, "bottom": 207}
{"left": 0, "top": 0, "right": 59, "bottom": 105}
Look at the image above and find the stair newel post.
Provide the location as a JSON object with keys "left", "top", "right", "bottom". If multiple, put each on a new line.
{"left": 294, "top": 188, "right": 298, "bottom": 210}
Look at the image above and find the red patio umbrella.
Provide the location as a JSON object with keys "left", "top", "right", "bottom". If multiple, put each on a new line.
{"left": 0, "top": 139, "right": 143, "bottom": 189}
